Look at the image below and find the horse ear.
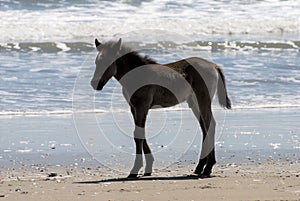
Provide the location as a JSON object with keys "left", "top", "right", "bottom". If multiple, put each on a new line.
{"left": 114, "top": 38, "right": 122, "bottom": 50}
{"left": 95, "top": 38, "right": 102, "bottom": 51}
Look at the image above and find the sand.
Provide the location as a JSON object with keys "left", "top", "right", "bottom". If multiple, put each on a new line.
{"left": 0, "top": 108, "right": 299, "bottom": 200}
{"left": 0, "top": 162, "right": 299, "bottom": 201}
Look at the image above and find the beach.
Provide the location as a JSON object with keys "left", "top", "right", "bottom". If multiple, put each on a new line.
{"left": 0, "top": 109, "right": 299, "bottom": 200}
{"left": 1, "top": 0, "right": 300, "bottom": 200}
{"left": 0, "top": 162, "right": 299, "bottom": 201}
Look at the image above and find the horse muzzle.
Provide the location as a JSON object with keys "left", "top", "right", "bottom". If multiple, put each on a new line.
{"left": 91, "top": 80, "right": 104, "bottom": 91}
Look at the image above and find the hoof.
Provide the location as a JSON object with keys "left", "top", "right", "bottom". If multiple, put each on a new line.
{"left": 143, "top": 173, "right": 152, "bottom": 176}
{"left": 200, "top": 173, "right": 211, "bottom": 178}
{"left": 194, "top": 169, "right": 202, "bottom": 175}
{"left": 127, "top": 174, "right": 138, "bottom": 178}
{"left": 202, "top": 169, "right": 212, "bottom": 177}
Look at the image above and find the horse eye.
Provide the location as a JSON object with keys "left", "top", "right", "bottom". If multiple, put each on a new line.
{"left": 95, "top": 54, "right": 104, "bottom": 64}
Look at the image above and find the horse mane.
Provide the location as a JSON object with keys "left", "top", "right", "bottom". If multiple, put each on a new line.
{"left": 117, "top": 44, "right": 158, "bottom": 70}
{"left": 100, "top": 40, "right": 158, "bottom": 80}
{"left": 101, "top": 40, "right": 157, "bottom": 67}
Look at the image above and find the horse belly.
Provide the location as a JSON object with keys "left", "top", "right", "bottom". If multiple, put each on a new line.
{"left": 152, "top": 85, "right": 191, "bottom": 108}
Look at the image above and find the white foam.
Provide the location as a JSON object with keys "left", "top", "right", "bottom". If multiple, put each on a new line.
{"left": 279, "top": 77, "right": 300, "bottom": 84}
{"left": 13, "top": 42, "right": 20, "bottom": 49}
{"left": 286, "top": 41, "right": 299, "bottom": 48}
{"left": 0, "top": 0, "right": 299, "bottom": 42}
{"left": 232, "top": 104, "right": 300, "bottom": 110}
{"left": 55, "top": 42, "right": 71, "bottom": 52}
{"left": 29, "top": 46, "right": 41, "bottom": 51}
{"left": 1, "top": 77, "right": 18, "bottom": 81}
{"left": 0, "top": 110, "right": 73, "bottom": 117}
{"left": 29, "top": 68, "right": 50, "bottom": 73}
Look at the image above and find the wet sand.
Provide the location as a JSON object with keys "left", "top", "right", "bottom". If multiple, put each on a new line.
{"left": 0, "top": 108, "right": 299, "bottom": 200}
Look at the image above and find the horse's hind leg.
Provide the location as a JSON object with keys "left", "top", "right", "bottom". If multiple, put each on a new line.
{"left": 187, "top": 95, "right": 216, "bottom": 177}
{"left": 187, "top": 97, "right": 208, "bottom": 175}
{"left": 197, "top": 102, "right": 216, "bottom": 177}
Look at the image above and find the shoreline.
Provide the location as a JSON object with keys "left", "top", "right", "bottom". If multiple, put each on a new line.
{"left": 1, "top": 108, "right": 299, "bottom": 166}
{"left": 1, "top": 105, "right": 300, "bottom": 117}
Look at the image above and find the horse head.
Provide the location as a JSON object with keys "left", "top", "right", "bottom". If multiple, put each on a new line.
{"left": 91, "top": 38, "right": 122, "bottom": 90}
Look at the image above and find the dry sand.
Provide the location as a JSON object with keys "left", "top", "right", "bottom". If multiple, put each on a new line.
{"left": 0, "top": 162, "right": 299, "bottom": 201}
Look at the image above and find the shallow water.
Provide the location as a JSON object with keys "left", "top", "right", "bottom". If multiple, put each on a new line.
{"left": 0, "top": 109, "right": 299, "bottom": 170}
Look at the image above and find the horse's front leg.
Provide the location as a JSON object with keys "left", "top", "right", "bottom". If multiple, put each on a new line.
{"left": 128, "top": 106, "right": 148, "bottom": 178}
{"left": 128, "top": 133, "right": 144, "bottom": 178}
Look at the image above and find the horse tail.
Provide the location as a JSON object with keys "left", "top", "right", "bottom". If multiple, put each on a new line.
{"left": 216, "top": 66, "right": 232, "bottom": 109}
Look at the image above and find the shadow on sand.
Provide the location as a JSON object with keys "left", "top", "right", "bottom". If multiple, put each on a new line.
{"left": 75, "top": 174, "right": 216, "bottom": 184}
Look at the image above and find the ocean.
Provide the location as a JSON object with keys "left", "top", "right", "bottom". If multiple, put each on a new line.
{"left": 0, "top": 0, "right": 300, "bottom": 115}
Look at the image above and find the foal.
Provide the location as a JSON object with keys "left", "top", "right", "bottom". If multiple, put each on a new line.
{"left": 91, "top": 38, "right": 231, "bottom": 178}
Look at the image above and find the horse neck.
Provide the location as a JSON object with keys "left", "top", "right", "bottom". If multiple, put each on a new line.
{"left": 114, "top": 52, "right": 156, "bottom": 81}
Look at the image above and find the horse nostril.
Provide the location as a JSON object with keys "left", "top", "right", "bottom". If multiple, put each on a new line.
{"left": 91, "top": 80, "right": 98, "bottom": 90}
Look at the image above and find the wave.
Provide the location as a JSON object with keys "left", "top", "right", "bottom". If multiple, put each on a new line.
{"left": 232, "top": 104, "right": 300, "bottom": 110}
{"left": 1, "top": 40, "right": 299, "bottom": 53}
{"left": 0, "top": 42, "right": 94, "bottom": 53}
{"left": 1, "top": 0, "right": 299, "bottom": 43}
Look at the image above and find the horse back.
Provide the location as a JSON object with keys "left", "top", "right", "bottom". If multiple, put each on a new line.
{"left": 165, "top": 57, "right": 218, "bottom": 81}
